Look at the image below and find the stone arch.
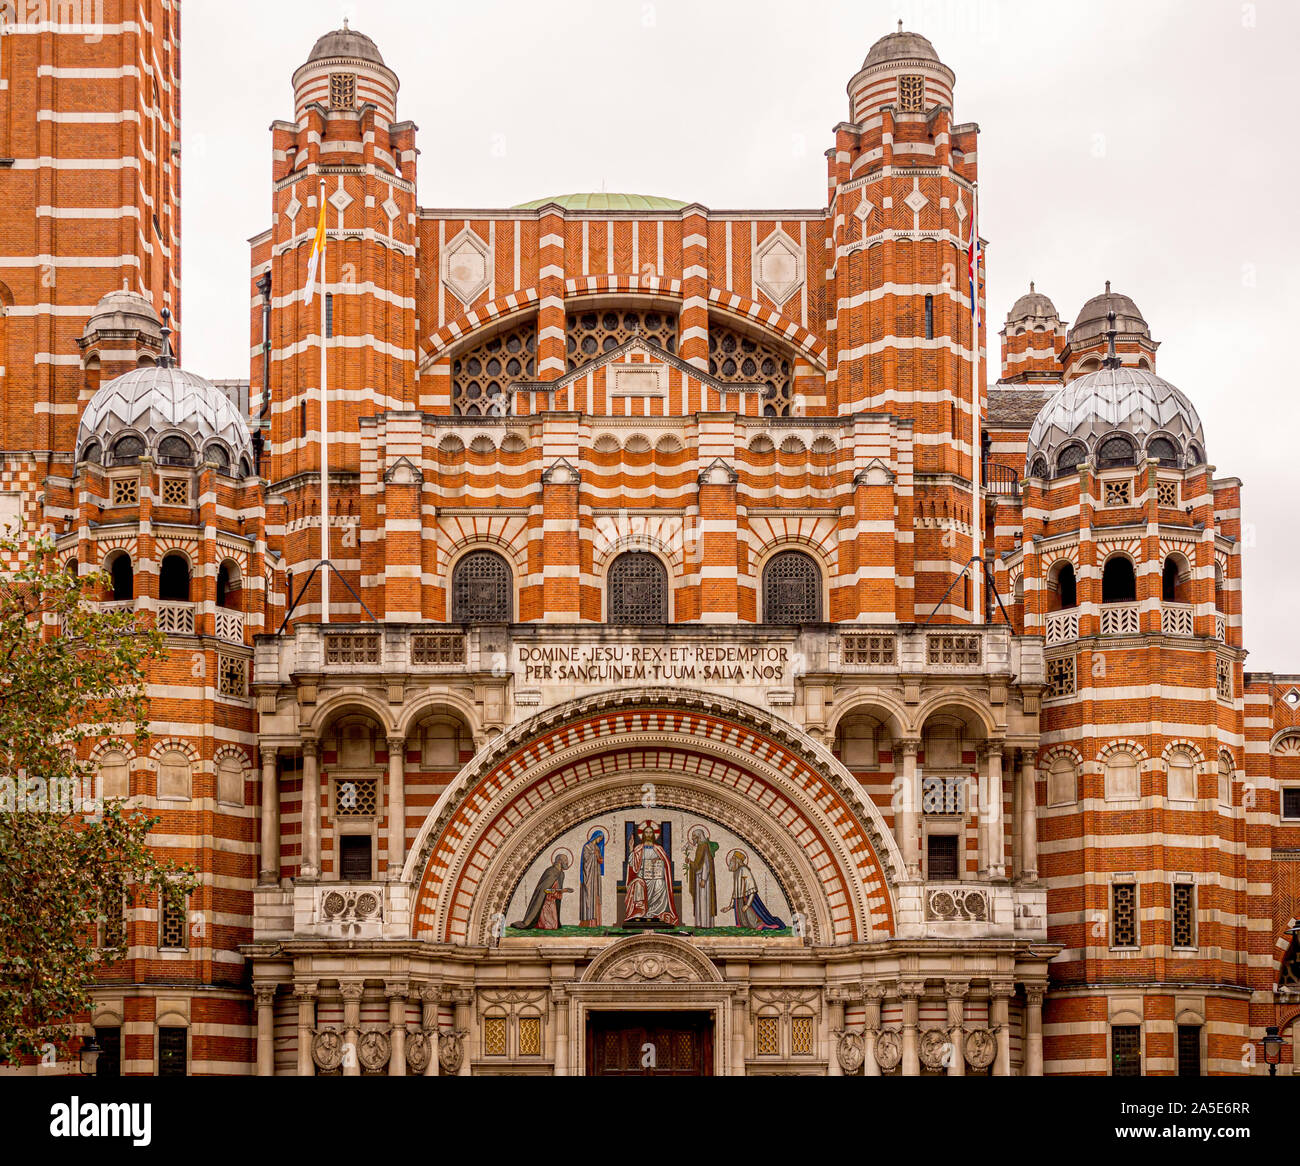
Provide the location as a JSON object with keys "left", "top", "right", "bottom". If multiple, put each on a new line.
{"left": 403, "top": 688, "right": 904, "bottom": 946}
{"left": 825, "top": 691, "right": 909, "bottom": 743}
{"left": 910, "top": 690, "right": 999, "bottom": 739}
{"left": 394, "top": 689, "right": 482, "bottom": 744}
{"left": 580, "top": 932, "right": 724, "bottom": 985}
{"left": 304, "top": 690, "right": 396, "bottom": 739}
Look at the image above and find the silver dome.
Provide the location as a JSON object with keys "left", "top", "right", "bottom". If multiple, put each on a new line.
{"left": 1067, "top": 283, "right": 1149, "bottom": 346}
{"left": 863, "top": 27, "right": 941, "bottom": 69}
{"left": 307, "top": 24, "right": 384, "bottom": 66}
{"left": 1025, "top": 367, "right": 1206, "bottom": 475}
{"left": 76, "top": 365, "right": 254, "bottom": 473}
{"left": 81, "top": 289, "right": 164, "bottom": 344}
{"left": 1006, "top": 282, "right": 1059, "bottom": 326}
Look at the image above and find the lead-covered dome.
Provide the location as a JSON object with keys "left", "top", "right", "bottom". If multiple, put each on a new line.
{"left": 76, "top": 364, "right": 255, "bottom": 475}
{"left": 307, "top": 25, "right": 384, "bottom": 66}
{"left": 1006, "top": 283, "right": 1058, "bottom": 326}
{"left": 1067, "top": 283, "right": 1149, "bottom": 346}
{"left": 863, "top": 27, "right": 941, "bottom": 68}
{"left": 1025, "top": 367, "right": 1206, "bottom": 477}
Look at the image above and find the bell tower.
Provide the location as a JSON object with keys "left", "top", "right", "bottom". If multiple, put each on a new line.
{"left": 251, "top": 23, "right": 419, "bottom": 619}
{"left": 827, "top": 25, "right": 984, "bottom": 621}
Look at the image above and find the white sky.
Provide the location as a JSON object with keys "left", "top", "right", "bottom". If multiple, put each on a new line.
{"left": 181, "top": 0, "right": 1300, "bottom": 671}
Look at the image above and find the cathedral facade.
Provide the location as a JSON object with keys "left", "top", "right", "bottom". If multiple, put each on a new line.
{"left": 3, "top": 6, "right": 1299, "bottom": 1076}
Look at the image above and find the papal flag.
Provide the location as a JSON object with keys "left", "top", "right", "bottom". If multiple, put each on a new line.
{"left": 304, "top": 201, "right": 327, "bottom": 305}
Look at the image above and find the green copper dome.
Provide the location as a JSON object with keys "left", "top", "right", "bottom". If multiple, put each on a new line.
{"left": 513, "top": 193, "right": 687, "bottom": 212}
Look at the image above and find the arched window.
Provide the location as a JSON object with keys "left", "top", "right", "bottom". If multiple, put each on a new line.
{"left": 762, "top": 550, "right": 822, "bottom": 624}
{"left": 108, "top": 553, "right": 134, "bottom": 601}
{"left": 1097, "top": 435, "right": 1136, "bottom": 468}
{"left": 1047, "top": 756, "right": 1078, "bottom": 807}
{"left": 607, "top": 552, "right": 668, "bottom": 625}
{"left": 1050, "top": 562, "right": 1078, "bottom": 611}
{"left": 1105, "top": 751, "right": 1140, "bottom": 801}
{"left": 216, "top": 562, "right": 241, "bottom": 609}
{"left": 1217, "top": 753, "right": 1233, "bottom": 807}
{"left": 1056, "top": 443, "right": 1086, "bottom": 475}
{"left": 1102, "top": 556, "right": 1136, "bottom": 604}
{"left": 157, "top": 435, "right": 194, "bottom": 465}
{"left": 204, "top": 443, "right": 230, "bottom": 471}
{"left": 1162, "top": 558, "right": 1180, "bottom": 603}
{"left": 1029, "top": 455, "right": 1049, "bottom": 480}
{"left": 157, "top": 749, "right": 192, "bottom": 800}
{"left": 111, "top": 435, "right": 145, "bottom": 465}
{"left": 451, "top": 550, "right": 513, "bottom": 623}
{"left": 1186, "top": 444, "right": 1203, "bottom": 467}
{"left": 82, "top": 441, "right": 102, "bottom": 466}
{"left": 159, "top": 553, "right": 191, "bottom": 602}
{"left": 1148, "top": 437, "right": 1179, "bottom": 466}
{"left": 1166, "top": 751, "right": 1196, "bottom": 802}
{"left": 99, "top": 750, "right": 129, "bottom": 800}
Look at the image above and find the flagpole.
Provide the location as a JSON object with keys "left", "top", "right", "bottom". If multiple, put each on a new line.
{"left": 318, "top": 178, "right": 331, "bottom": 624}
{"left": 970, "top": 187, "right": 983, "bottom": 623}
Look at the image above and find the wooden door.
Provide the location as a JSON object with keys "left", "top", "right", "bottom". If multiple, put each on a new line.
{"left": 586, "top": 1011, "right": 713, "bottom": 1076}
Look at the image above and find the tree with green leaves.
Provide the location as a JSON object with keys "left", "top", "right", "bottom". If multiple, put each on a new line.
{"left": 0, "top": 531, "right": 195, "bottom": 1066}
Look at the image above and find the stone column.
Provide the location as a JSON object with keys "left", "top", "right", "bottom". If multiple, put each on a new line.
{"left": 453, "top": 988, "right": 473, "bottom": 1076}
{"left": 863, "top": 984, "right": 885, "bottom": 1076}
{"left": 990, "top": 980, "right": 1014, "bottom": 1076}
{"left": 897, "top": 738, "right": 922, "bottom": 879}
{"left": 1019, "top": 751, "right": 1039, "bottom": 880}
{"left": 294, "top": 983, "right": 317, "bottom": 1077}
{"left": 386, "top": 735, "right": 406, "bottom": 877}
{"left": 553, "top": 989, "right": 569, "bottom": 1077}
{"left": 978, "top": 741, "right": 1006, "bottom": 879}
{"left": 1024, "top": 984, "right": 1045, "bottom": 1076}
{"left": 826, "top": 989, "right": 846, "bottom": 1077}
{"left": 946, "top": 981, "right": 968, "bottom": 1077}
{"left": 386, "top": 981, "right": 407, "bottom": 1076}
{"left": 258, "top": 746, "right": 279, "bottom": 885}
{"left": 899, "top": 982, "right": 922, "bottom": 1076}
{"left": 420, "top": 985, "right": 440, "bottom": 1077}
{"left": 731, "top": 990, "right": 748, "bottom": 1077}
{"left": 341, "top": 981, "right": 363, "bottom": 1077}
{"left": 255, "top": 984, "right": 276, "bottom": 1077}
{"left": 300, "top": 738, "right": 320, "bottom": 879}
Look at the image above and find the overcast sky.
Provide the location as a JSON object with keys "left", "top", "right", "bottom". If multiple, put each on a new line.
{"left": 181, "top": 0, "right": 1300, "bottom": 670}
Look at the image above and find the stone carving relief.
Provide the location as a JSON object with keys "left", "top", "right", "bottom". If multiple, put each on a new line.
{"left": 318, "top": 887, "right": 383, "bottom": 925}
{"left": 311, "top": 1028, "right": 344, "bottom": 1072}
{"left": 964, "top": 1027, "right": 997, "bottom": 1071}
{"left": 874, "top": 1028, "right": 902, "bottom": 1072}
{"left": 605, "top": 953, "right": 698, "bottom": 983}
{"left": 836, "top": 1030, "right": 865, "bottom": 1073}
{"left": 405, "top": 1029, "right": 431, "bottom": 1075}
{"left": 357, "top": 1029, "right": 391, "bottom": 1073}
{"left": 925, "top": 886, "right": 990, "bottom": 922}
{"left": 438, "top": 1030, "right": 466, "bottom": 1075}
{"left": 919, "top": 1027, "right": 952, "bottom": 1071}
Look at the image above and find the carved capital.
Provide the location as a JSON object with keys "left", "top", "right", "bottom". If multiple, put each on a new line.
{"left": 944, "top": 980, "right": 971, "bottom": 1000}
{"left": 300, "top": 736, "right": 319, "bottom": 760}
{"left": 339, "top": 980, "right": 365, "bottom": 1002}
{"left": 253, "top": 983, "right": 277, "bottom": 1008}
{"left": 293, "top": 982, "right": 318, "bottom": 1002}
{"left": 989, "top": 979, "right": 1016, "bottom": 1000}
{"left": 387, "top": 736, "right": 406, "bottom": 755}
{"left": 896, "top": 980, "right": 925, "bottom": 1001}
{"left": 418, "top": 984, "right": 442, "bottom": 1005}
{"left": 384, "top": 980, "right": 409, "bottom": 1001}
{"left": 895, "top": 737, "right": 922, "bottom": 758}
{"left": 1024, "top": 983, "right": 1047, "bottom": 1008}
{"left": 863, "top": 983, "right": 889, "bottom": 1003}
{"left": 259, "top": 744, "right": 278, "bottom": 767}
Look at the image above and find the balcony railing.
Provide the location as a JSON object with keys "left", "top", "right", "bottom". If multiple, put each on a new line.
{"left": 1161, "top": 603, "right": 1194, "bottom": 638}
{"left": 1100, "top": 603, "right": 1140, "bottom": 636}
{"left": 215, "top": 609, "right": 246, "bottom": 644}
{"left": 156, "top": 601, "right": 195, "bottom": 636}
{"left": 1045, "top": 610, "right": 1079, "bottom": 646}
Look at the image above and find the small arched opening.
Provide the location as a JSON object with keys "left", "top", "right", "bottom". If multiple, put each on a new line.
{"left": 1097, "top": 435, "right": 1137, "bottom": 469}
{"left": 159, "top": 553, "right": 191, "bottom": 602}
{"left": 1102, "top": 556, "right": 1137, "bottom": 604}
{"left": 107, "top": 552, "right": 134, "bottom": 601}
{"left": 1047, "top": 562, "right": 1077, "bottom": 612}
{"left": 1162, "top": 554, "right": 1192, "bottom": 605}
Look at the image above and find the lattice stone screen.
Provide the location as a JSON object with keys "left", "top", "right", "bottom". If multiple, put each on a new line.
{"left": 708, "top": 324, "right": 794, "bottom": 416}
{"left": 898, "top": 74, "right": 926, "bottom": 111}
{"left": 566, "top": 309, "right": 676, "bottom": 370}
{"left": 607, "top": 553, "right": 668, "bottom": 624}
{"left": 763, "top": 551, "right": 822, "bottom": 624}
{"left": 335, "top": 777, "right": 378, "bottom": 817}
{"left": 1172, "top": 883, "right": 1195, "bottom": 948}
{"left": 451, "top": 322, "right": 537, "bottom": 416}
{"left": 1112, "top": 883, "right": 1137, "bottom": 947}
{"left": 451, "top": 551, "right": 512, "bottom": 623}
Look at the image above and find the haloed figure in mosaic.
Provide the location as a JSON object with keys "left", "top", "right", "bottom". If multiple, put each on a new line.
{"left": 512, "top": 849, "right": 573, "bottom": 930}
{"left": 579, "top": 828, "right": 606, "bottom": 927}
{"left": 723, "top": 850, "right": 785, "bottom": 931}
{"left": 684, "top": 825, "right": 718, "bottom": 928}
